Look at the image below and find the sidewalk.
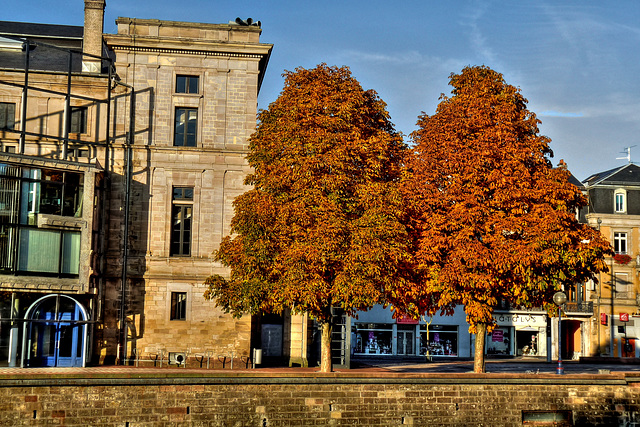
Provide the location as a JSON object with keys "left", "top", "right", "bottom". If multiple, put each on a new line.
{"left": 1, "top": 357, "right": 639, "bottom": 378}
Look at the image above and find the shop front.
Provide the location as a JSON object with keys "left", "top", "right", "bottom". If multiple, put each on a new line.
{"left": 352, "top": 305, "right": 471, "bottom": 358}
{"left": 489, "top": 311, "right": 547, "bottom": 358}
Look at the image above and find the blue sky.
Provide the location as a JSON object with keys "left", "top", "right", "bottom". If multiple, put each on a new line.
{"left": 6, "top": 1, "right": 640, "bottom": 180}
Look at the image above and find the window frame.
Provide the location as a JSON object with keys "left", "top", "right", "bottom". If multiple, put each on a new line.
{"left": 615, "top": 189, "right": 627, "bottom": 213}
{"left": 170, "top": 291, "right": 188, "bottom": 320}
{"left": 614, "top": 273, "right": 630, "bottom": 299}
{"left": 170, "top": 187, "right": 193, "bottom": 257}
{"left": 175, "top": 75, "right": 200, "bottom": 94}
{"left": 0, "top": 102, "right": 16, "bottom": 130}
{"left": 174, "top": 107, "right": 198, "bottom": 147}
{"left": 614, "top": 232, "right": 628, "bottom": 254}
{"left": 69, "top": 106, "right": 88, "bottom": 134}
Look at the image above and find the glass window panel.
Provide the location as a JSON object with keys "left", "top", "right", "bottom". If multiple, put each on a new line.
{"left": 61, "top": 232, "right": 81, "bottom": 275}
{"left": 176, "top": 76, "right": 187, "bottom": 93}
{"left": 0, "top": 225, "right": 15, "bottom": 270}
{"left": 63, "top": 172, "right": 83, "bottom": 217}
{"left": 174, "top": 108, "right": 197, "bottom": 147}
{"left": 18, "top": 228, "right": 60, "bottom": 273}
{"left": 0, "top": 175, "right": 20, "bottom": 224}
{"left": 189, "top": 77, "right": 199, "bottom": 94}
{"left": 39, "top": 182, "right": 62, "bottom": 215}
{"left": 170, "top": 292, "right": 187, "bottom": 320}
{"left": 70, "top": 107, "right": 87, "bottom": 134}
{"left": 176, "top": 75, "right": 199, "bottom": 94}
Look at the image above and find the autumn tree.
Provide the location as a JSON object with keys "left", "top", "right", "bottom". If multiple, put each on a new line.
{"left": 204, "top": 64, "right": 410, "bottom": 372}
{"left": 402, "top": 65, "right": 611, "bottom": 373}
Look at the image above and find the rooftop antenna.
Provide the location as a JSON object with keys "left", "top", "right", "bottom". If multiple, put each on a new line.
{"left": 617, "top": 146, "right": 637, "bottom": 163}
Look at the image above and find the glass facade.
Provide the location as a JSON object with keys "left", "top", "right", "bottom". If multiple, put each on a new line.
{"left": 0, "top": 164, "right": 83, "bottom": 276}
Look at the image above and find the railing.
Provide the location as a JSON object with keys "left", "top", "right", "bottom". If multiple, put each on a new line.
{"left": 495, "top": 301, "right": 594, "bottom": 314}
{"left": 564, "top": 301, "right": 594, "bottom": 314}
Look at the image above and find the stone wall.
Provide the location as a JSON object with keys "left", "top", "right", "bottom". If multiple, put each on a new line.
{"left": 2, "top": 372, "right": 640, "bottom": 426}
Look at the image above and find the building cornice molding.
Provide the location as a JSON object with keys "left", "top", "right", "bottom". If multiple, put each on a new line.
{"left": 104, "top": 35, "right": 272, "bottom": 59}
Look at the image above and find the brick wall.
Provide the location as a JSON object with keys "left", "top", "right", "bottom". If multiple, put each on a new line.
{"left": 2, "top": 372, "right": 640, "bottom": 426}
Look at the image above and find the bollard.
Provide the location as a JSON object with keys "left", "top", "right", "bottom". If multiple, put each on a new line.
{"left": 252, "top": 348, "right": 262, "bottom": 369}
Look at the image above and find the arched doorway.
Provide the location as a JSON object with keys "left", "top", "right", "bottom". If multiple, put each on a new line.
{"left": 22, "top": 295, "right": 88, "bottom": 367}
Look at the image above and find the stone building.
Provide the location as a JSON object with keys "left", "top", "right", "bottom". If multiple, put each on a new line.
{"left": 582, "top": 162, "right": 640, "bottom": 358}
{"left": 0, "top": 1, "right": 272, "bottom": 367}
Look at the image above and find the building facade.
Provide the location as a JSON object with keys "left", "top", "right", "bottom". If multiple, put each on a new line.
{"left": 0, "top": 1, "right": 272, "bottom": 367}
{"left": 582, "top": 163, "right": 640, "bottom": 358}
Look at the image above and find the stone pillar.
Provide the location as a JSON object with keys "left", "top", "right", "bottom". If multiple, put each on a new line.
{"left": 288, "top": 313, "right": 309, "bottom": 367}
{"left": 8, "top": 293, "right": 19, "bottom": 367}
{"left": 82, "top": 0, "right": 106, "bottom": 72}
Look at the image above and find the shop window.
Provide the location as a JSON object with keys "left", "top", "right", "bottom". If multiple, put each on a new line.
{"left": 176, "top": 75, "right": 199, "bottom": 94}
{"left": 174, "top": 108, "right": 197, "bottom": 147}
{"left": 420, "top": 324, "right": 458, "bottom": 357}
{"left": 0, "top": 103, "right": 15, "bottom": 130}
{"left": 486, "top": 326, "right": 512, "bottom": 355}
{"left": 170, "top": 292, "right": 187, "bottom": 320}
{"left": 614, "top": 232, "right": 628, "bottom": 254}
{"left": 170, "top": 187, "right": 193, "bottom": 256}
{"left": 354, "top": 323, "right": 393, "bottom": 355}
{"left": 516, "top": 329, "right": 540, "bottom": 356}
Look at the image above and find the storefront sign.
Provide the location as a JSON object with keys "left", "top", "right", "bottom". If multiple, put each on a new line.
{"left": 620, "top": 313, "right": 630, "bottom": 322}
{"left": 601, "top": 313, "right": 608, "bottom": 325}
{"left": 492, "top": 329, "right": 504, "bottom": 342}
{"left": 492, "top": 313, "right": 546, "bottom": 327}
{"left": 396, "top": 314, "right": 419, "bottom": 324}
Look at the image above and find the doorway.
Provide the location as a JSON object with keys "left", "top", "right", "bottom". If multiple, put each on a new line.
{"left": 397, "top": 330, "right": 414, "bottom": 356}
{"left": 23, "top": 295, "right": 87, "bottom": 367}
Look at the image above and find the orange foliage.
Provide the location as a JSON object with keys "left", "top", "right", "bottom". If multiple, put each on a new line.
{"left": 205, "top": 64, "right": 410, "bottom": 327}
{"left": 400, "top": 66, "right": 611, "bottom": 336}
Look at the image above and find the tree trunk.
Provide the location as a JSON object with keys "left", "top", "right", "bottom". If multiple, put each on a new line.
{"left": 474, "top": 323, "right": 487, "bottom": 373}
{"left": 320, "top": 320, "right": 333, "bottom": 373}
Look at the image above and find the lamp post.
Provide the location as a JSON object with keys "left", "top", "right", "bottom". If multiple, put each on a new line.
{"left": 553, "top": 291, "right": 568, "bottom": 375}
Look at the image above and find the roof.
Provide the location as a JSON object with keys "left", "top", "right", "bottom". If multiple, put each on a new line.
{"left": 582, "top": 163, "right": 640, "bottom": 187}
{"left": 0, "top": 20, "right": 85, "bottom": 73}
{"left": 0, "top": 21, "right": 83, "bottom": 40}
{"left": 567, "top": 172, "right": 584, "bottom": 190}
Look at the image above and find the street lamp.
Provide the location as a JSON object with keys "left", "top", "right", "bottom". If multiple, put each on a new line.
{"left": 553, "top": 291, "right": 568, "bottom": 375}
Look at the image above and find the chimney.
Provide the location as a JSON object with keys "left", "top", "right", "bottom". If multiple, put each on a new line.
{"left": 82, "top": 0, "right": 106, "bottom": 73}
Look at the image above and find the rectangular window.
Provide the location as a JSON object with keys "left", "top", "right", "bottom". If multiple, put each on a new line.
{"left": 170, "top": 292, "right": 187, "bottom": 320}
{"left": 176, "top": 75, "right": 199, "bottom": 94}
{"left": 614, "top": 232, "right": 628, "bottom": 254}
{"left": 17, "top": 228, "right": 80, "bottom": 275}
{"left": 70, "top": 106, "right": 87, "bottom": 134}
{"left": 615, "top": 192, "right": 626, "bottom": 213}
{"left": 170, "top": 187, "right": 193, "bottom": 256}
{"left": 0, "top": 103, "right": 16, "bottom": 130}
{"left": 420, "top": 324, "right": 459, "bottom": 357}
{"left": 174, "top": 108, "right": 197, "bottom": 147}
{"left": 614, "top": 273, "right": 629, "bottom": 299}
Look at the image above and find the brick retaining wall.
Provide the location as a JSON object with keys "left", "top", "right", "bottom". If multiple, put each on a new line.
{"left": 2, "top": 371, "right": 640, "bottom": 426}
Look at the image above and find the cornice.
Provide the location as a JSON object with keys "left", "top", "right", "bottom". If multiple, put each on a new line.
{"left": 104, "top": 34, "right": 272, "bottom": 59}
